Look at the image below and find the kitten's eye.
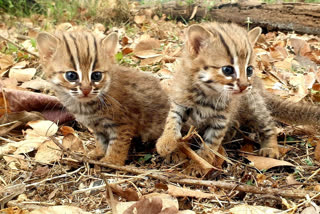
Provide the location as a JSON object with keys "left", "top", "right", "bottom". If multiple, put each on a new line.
{"left": 247, "top": 66, "right": 254, "bottom": 77}
{"left": 203, "top": 66, "right": 209, "bottom": 70}
{"left": 91, "top": 71, "right": 103, "bottom": 82}
{"left": 222, "top": 66, "right": 235, "bottom": 76}
{"left": 65, "top": 71, "right": 79, "bottom": 82}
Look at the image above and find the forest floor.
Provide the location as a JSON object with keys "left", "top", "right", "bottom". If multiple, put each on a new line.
{"left": 0, "top": 2, "right": 320, "bottom": 214}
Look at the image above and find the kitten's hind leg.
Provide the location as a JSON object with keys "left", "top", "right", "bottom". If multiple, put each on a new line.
{"left": 101, "top": 125, "right": 134, "bottom": 166}
{"left": 87, "top": 133, "right": 109, "bottom": 160}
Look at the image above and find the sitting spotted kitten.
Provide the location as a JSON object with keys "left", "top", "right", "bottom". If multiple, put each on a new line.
{"left": 37, "top": 31, "right": 169, "bottom": 165}
{"left": 156, "top": 23, "right": 280, "bottom": 166}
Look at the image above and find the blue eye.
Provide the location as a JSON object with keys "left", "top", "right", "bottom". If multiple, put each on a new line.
{"left": 222, "top": 66, "right": 235, "bottom": 76}
{"left": 65, "top": 71, "right": 78, "bottom": 82}
{"left": 247, "top": 66, "right": 254, "bottom": 77}
{"left": 91, "top": 72, "right": 102, "bottom": 82}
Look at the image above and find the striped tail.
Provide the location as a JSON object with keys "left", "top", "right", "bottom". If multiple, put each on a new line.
{"left": 263, "top": 92, "right": 320, "bottom": 127}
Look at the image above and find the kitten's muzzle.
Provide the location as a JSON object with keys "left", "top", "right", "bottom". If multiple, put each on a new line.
{"left": 81, "top": 87, "right": 92, "bottom": 96}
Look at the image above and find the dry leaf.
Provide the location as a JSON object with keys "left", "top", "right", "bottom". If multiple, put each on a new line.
{"left": 34, "top": 140, "right": 62, "bottom": 164}
{"left": 27, "top": 120, "right": 58, "bottom": 137}
{"left": 167, "top": 185, "right": 219, "bottom": 199}
{"left": 3, "top": 155, "right": 28, "bottom": 170}
{"left": 134, "top": 15, "right": 146, "bottom": 24}
{"left": 20, "top": 77, "right": 49, "bottom": 91}
{"left": 60, "top": 126, "right": 75, "bottom": 136}
{"left": 285, "top": 174, "right": 301, "bottom": 186}
{"left": 9, "top": 68, "right": 36, "bottom": 82}
{"left": 245, "top": 155, "right": 295, "bottom": 171}
{"left": 256, "top": 174, "right": 267, "bottom": 184}
{"left": 301, "top": 206, "right": 320, "bottom": 214}
{"left": 30, "top": 206, "right": 90, "bottom": 214}
{"left": 136, "top": 38, "right": 160, "bottom": 50}
{"left": 0, "top": 54, "right": 14, "bottom": 70}
{"left": 229, "top": 204, "right": 281, "bottom": 214}
{"left": 108, "top": 183, "right": 139, "bottom": 201}
{"left": 0, "top": 207, "right": 29, "bottom": 214}
{"left": 62, "top": 133, "right": 84, "bottom": 153}
{"left": 14, "top": 138, "right": 46, "bottom": 154}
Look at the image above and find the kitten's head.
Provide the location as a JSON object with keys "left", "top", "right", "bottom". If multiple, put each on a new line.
{"left": 37, "top": 31, "right": 118, "bottom": 102}
{"left": 185, "top": 23, "right": 261, "bottom": 95}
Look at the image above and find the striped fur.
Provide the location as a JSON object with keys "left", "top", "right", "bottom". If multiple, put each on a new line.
{"left": 156, "top": 23, "right": 279, "bottom": 166}
{"left": 37, "top": 31, "right": 170, "bottom": 165}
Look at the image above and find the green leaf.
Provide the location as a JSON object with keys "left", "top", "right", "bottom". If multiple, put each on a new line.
{"left": 143, "top": 154, "right": 152, "bottom": 162}
{"left": 115, "top": 52, "right": 123, "bottom": 62}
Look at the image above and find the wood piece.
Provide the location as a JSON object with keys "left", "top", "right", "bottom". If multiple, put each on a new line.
{"left": 146, "top": 1, "right": 320, "bottom": 35}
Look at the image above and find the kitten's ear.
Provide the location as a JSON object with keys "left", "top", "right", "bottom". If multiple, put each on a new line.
{"left": 36, "top": 32, "right": 59, "bottom": 64}
{"left": 186, "top": 24, "right": 213, "bottom": 56}
{"left": 248, "top": 27, "right": 262, "bottom": 45}
{"left": 101, "top": 32, "right": 118, "bottom": 58}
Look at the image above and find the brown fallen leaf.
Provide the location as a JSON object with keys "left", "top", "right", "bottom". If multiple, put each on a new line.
{"left": 27, "top": 120, "right": 58, "bottom": 137}
{"left": 0, "top": 54, "right": 14, "bottom": 70}
{"left": 20, "top": 77, "right": 49, "bottom": 91}
{"left": 108, "top": 183, "right": 139, "bottom": 201}
{"left": 245, "top": 155, "right": 295, "bottom": 171}
{"left": 30, "top": 206, "right": 90, "bottom": 214}
{"left": 301, "top": 206, "right": 320, "bottom": 214}
{"left": 0, "top": 207, "right": 29, "bottom": 214}
{"left": 134, "top": 15, "right": 146, "bottom": 24}
{"left": 229, "top": 204, "right": 281, "bottom": 214}
{"left": 0, "top": 88, "right": 74, "bottom": 123}
{"left": 134, "top": 38, "right": 161, "bottom": 53}
{"left": 9, "top": 68, "right": 36, "bottom": 82}
{"left": 34, "top": 139, "right": 62, "bottom": 164}
{"left": 285, "top": 174, "right": 301, "bottom": 186}
{"left": 62, "top": 133, "right": 84, "bottom": 153}
{"left": 60, "top": 126, "right": 75, "bottom": 136}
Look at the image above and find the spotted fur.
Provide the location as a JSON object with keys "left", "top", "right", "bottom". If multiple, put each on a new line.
{"left": 37, "top": 31, "right": 170, "bottom": 165}
{"left": 156, "top": 23, "right": 280, "bottom": 165}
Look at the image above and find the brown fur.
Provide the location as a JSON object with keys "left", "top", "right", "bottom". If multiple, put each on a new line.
{"left": 37, "top": 31, "right": 169, "bottom": 165}
{"left": 157, "top": 23, "right": 280, "bottom": 168}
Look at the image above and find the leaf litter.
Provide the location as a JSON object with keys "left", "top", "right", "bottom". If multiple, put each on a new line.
{"left": 0, "top": 5, "right": 320, "bottom": 214}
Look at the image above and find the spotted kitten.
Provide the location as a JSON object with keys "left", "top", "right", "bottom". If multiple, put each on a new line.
{"left": 156, "top": 23, "right": 280, "bottom": 165}
{"left": 37, "top": 31, "right": 169, "bottom": 165}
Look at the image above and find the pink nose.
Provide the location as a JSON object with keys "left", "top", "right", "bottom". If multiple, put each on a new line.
{"left": 81, "top": 87, "right": 92, "bottom": 96}
{"left": 238, "top": 84, "right": 248, "bottom": 92}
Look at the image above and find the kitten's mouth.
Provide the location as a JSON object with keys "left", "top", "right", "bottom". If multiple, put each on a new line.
{"left": 78, "top": 95, "right": 96, "bottom": 102}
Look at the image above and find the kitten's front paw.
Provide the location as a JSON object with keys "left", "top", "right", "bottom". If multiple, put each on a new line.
{"left": 259, "top": 146, "right": 279, "bottom": 159}
{"left": 156, "top": 134, "right": 181, "bottom": 157}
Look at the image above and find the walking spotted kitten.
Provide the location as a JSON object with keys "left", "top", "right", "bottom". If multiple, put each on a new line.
{"left": 157, "top": 22, "right": 320, "bottom": 167}
{"left": 37, "top": 31, "right": 169, "bottom": 165}
{"left": 156, "top": 23, "right": 279, "bottom": 165}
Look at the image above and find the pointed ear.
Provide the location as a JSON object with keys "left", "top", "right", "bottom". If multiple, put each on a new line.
{"left": 101, "top": 32, "right": 118, "bottom": 58}
{"left": 186, "top": 24, "right": 213, "bottom": 57}
{"left": 36, "top": 32, "right": 59, "bottom": 64}
{"left": 248, "top": 27, "right": 262, "bottom": 45}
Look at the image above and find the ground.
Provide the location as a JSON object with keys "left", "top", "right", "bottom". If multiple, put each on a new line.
{"left": 0, "top": 1, "right": 320, "bottom": 213}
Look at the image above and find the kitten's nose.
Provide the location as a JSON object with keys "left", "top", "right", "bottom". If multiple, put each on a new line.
{"left": 81, "top": 87, "right": 92, "bottom": 96}
{"left": 238, "top": 84, "right": 248, "bottom": 92}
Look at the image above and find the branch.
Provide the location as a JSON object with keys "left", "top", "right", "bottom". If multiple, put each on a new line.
{"left": 0, "top": 35, "right": 39, "bottom": 58}
{"left": 49, "top": 136, "right": 318, "bottom": 200}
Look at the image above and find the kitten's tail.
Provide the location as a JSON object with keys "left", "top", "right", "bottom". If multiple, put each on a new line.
{"left": 263, "top": 92, "right": 320, "bottom": 127}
